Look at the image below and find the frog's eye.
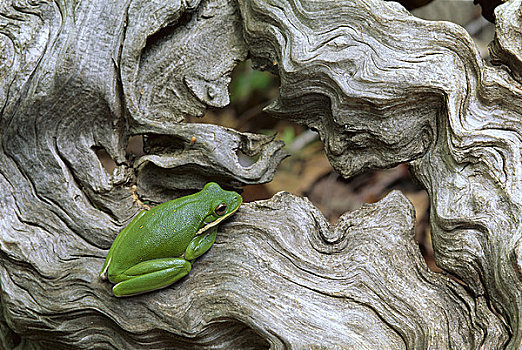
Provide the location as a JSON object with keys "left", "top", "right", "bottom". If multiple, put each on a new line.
{"left": 215, "top": 203, "right": 227, "bottom": 216}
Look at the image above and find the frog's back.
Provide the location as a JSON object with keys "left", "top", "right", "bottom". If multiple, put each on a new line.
{"left": 108, "top": 196, "right": 208, "bottom": 274}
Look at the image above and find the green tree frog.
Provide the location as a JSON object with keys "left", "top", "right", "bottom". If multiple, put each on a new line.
{"left": 100, "top": 182, "right": 242, "bottom": 297}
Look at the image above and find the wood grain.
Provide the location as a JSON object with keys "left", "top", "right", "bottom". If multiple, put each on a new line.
{"left": 1, "top": 0, "right": 520, "bottom": 348}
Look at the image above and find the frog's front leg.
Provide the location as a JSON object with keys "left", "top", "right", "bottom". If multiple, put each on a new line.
{"left": 111, "top": 258, "right": 191, "bottom": 297}
{"left": 185, "top": 227, "right": 217, "bottom": 260}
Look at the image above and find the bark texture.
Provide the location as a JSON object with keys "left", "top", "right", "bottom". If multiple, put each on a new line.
{"left": 0, "top": 0, "right": 521, "bottom": 348}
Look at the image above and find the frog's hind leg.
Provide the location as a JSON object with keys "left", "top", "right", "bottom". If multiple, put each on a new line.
{"left": 100, "top": 209, "right": 149, "bottom": 280}
{"left": 112, "top": 258, "right": 191, "bottom": 297}
{"left": 99, "top": 256, "right": 111, "bottom": 280}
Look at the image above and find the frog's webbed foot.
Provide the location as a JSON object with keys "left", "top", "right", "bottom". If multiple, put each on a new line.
{"left": 111, "top": 258, "right": 191, "bottom": 297}
{"left": 185, "top": 227, "right": 217, "bottom": 260}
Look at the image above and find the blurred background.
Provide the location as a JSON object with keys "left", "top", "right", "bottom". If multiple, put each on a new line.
{"left": 116, "top": 0, "right": 496, "bottom": 272}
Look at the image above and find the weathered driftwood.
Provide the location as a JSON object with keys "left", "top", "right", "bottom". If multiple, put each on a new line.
{"left": 0, "top": 0, "right": 521, "bottom": 348}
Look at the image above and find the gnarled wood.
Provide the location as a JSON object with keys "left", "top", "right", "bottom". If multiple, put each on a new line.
{"left": 239, "top": 0, "right": 522, "bottom": 347}
{"left": 0, "top": 0, "right": 521, "bottom": 348}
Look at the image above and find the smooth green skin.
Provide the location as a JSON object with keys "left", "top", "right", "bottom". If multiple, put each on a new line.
{"left": 99, "top": 182, "right": 242, "bottom": 297}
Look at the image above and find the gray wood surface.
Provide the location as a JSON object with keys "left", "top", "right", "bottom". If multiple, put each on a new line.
{"left": 0, "top": 0, "right": 520, "bottom": 348}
